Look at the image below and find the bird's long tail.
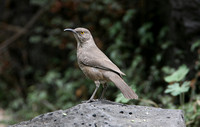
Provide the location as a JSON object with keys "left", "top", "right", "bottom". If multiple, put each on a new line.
{"left": 105, "top": 72, "right": 138, "bottom": 99}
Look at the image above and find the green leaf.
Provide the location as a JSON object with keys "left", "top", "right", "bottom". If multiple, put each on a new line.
{"left": 161, "top": 41, "right": 171, "bottom": 49}
{"left": 158, "top": 26, "right": 168, "bottom": 40}
{"left": 29, "top": 35, "right": 42, "bottom": 43}
{"left": 138, "top": 23, "right": 152, "bottom": 36}
{"left": 191, "top": 40, "right": 200, "bottom": 51}
{"left": 109, "top": 22, "right": 122, "bottom": 38}
{"left": 138, "top": 23, "right": 153, "bottom": 45}
{"left": 156, "top": 54, "right": 162, "bottom": 62}
{"left": 165, "top": 83, "right": 180, "bottom": 96}
{"left": 42, "top": 70, "right": 61, "bottom": 84}
{"left": 123, "top": 9, "right": 136, "bottom": 23}
{"left": 140, "top": 33, "right": 154, "bottom": 44}
{"left": 100, "top": 18, "right": 110, "bottom": 26}
{"left": 115, "top": 93, "right": 130, "bottom": 103}
{"left": 164, "top": 65, "right": 189, "bottom": 83}
{"left": 165, "top": 82, "right": 190, "bottom": 96}
{"left": 181, "top": 81, "right": 190, "bottom": 92}
{"left": 34, "top": 26, "right": 44, "bottom": 33}
{"left": 162, "top": 66, "right": 175, "bottom": 75}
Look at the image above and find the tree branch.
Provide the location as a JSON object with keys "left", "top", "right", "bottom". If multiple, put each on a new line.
{"left": 0, "top": 5, "right": 49, "bottom": 53}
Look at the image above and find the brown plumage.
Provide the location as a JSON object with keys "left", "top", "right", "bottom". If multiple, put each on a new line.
{"left": 64, "top": 27, "right": 138, "bottom": 101}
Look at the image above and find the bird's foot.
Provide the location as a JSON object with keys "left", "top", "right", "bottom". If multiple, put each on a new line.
{"left": 99, "top": 97, "right": 106, "bottom": 101}
{"left": 99, "top": 95, "right": 106, "bottom": 100}
{"left": 82, "top": 99, "right": 97, "bottom": 103}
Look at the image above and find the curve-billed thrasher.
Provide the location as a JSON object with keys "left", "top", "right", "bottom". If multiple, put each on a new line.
{"left": 64, "top": 27, "right": 138, "bottom": 101}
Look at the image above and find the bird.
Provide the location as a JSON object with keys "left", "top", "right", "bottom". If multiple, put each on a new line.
{"left": 64, "top": 27, "right": 138, "bottom": 102}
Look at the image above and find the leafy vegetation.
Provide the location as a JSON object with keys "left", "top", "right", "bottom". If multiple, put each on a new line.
{"left": 0, "top": 0, "right": 199, "bottom": 126}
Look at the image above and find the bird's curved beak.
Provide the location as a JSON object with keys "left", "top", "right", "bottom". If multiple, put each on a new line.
{"left": 64, "top": 28, "right": 77, "bottom": 34}
{"left": 64, "top": 28, "right": 80, "bottom": 42}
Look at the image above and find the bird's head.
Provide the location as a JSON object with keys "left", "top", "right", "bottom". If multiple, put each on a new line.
{"left": 64, "top": 27, "right": 92, "bottom": 43}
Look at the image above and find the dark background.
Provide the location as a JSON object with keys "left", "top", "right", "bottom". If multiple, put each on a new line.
{"left": 0, "top": 0, "right": 200, "bottom": 126}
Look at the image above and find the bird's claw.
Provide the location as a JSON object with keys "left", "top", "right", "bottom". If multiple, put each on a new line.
{"left": 82, "top": 99, "right": 96, "bottom": 103}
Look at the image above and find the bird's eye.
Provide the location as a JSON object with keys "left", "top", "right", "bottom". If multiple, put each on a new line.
{"left": 81, "top": 31, "right": 84, "bottom": 34}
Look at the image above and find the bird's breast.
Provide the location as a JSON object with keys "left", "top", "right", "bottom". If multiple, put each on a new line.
{"left": 79, "top": 64, "right": 107, "bottom": 81}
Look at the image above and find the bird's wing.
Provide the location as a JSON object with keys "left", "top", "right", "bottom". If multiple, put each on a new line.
{"left": 79, "top": 47, "right": 125, "bottom": 76}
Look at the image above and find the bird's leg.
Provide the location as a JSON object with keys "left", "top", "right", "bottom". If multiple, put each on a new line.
{"left": 86, "top": 81, "right": 100, "bottom": 103}
{"left": 100, "top": 83, "right": 108, "bottom": 100}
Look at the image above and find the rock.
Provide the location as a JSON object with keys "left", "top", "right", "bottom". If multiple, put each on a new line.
{"left": 10, "top": 100, "right": 185, "bottom": 127}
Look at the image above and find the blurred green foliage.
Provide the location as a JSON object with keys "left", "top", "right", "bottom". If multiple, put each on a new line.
{"left": 0, "top": 0, "right": 200, "bottom": 126}
{"left": 164, "top": 65, "right": 189, "bottom": 82}
{"left": 165, "top": 82, "right": 190, "bottom": 96}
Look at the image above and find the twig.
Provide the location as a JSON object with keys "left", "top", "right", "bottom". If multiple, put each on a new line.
{"left": 0, "top": 4, "right": 49, "bottom": 53}
{"left": 139, "top": 98, "right": 159, "bottom": 107}
{"left": 0, "top": 22, "right": 24, "bottom": 32}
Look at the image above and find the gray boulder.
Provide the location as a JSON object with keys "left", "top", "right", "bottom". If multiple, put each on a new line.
{"left": 10, "top": 100, "right": 185, "bottom": 127}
